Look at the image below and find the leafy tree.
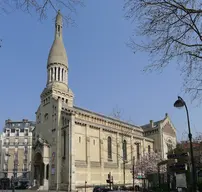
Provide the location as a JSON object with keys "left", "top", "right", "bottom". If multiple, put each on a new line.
{"left": 124, "top": 0, "right": 202, "bottom": 101}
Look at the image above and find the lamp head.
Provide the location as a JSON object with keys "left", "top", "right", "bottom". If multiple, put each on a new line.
{"left": 174, "top": 96, "right": 185, "bottom": 108}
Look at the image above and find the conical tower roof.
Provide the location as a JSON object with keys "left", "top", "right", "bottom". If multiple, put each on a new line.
{"left": 47, "top": 10, "right": 68, "bottom": 66}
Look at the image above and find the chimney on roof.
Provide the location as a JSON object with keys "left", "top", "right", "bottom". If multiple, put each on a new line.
{"left": 150, "top": 120, "right": 154, "bottom": 128}
{"left": 165, "top": 113, "right": 168, "bottom": 118}
{"left": 6, "top": 119, "right": 11, "bottom": 123}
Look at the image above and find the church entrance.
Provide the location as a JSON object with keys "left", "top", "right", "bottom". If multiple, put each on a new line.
{"left": 34, "top": 153, "right": 44, "bottom": 186}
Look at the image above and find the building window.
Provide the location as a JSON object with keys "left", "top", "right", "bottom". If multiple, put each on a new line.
{"left": 93, "top": 139, "right": 95, "bottom": 145}
{"left": 79, "top": 136, "right": 81, "bottom": 143}
{"left": 15, "top": 130, "right": 19, "bottom": 137}
{"left": 24, "top": 129, "right": 28, "bottom": 136}
{"left": 123, "top": 140, "right": 127, "bottom": 161}
{"left": 136, "top": 143, "right": 140, "bottom": 160}
{"left": 24, "top": 146, "right": 28, "bottom": 154}
{"left": 6, "top": 130, "right": 10, "bottom": 137}
{"left": 148, "top": 145, "right": 151, "bottom": 154}
{"left": 107, "top": 136, "right": 112, "bottom": 160}
{"left": 13, "top": 172, "right": 17, "bottom": 178}
{"left": 44, "top": 113, "right": 48, "bottom": 121}
{"left": 58, "top": 25, "right": 60, "bottom": 34}
{"left": 23, "top": 173, "right": 27, "bottom": 178}
{"left": 167, "top": 143, "right": 173, "bottom": 152}
{"left": 24, "top": 138, "right": 28, "bottom": 145}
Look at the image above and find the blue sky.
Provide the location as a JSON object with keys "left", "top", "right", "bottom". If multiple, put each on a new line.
{"left": 0, "top": 1, "right": 201, "bottom": 141}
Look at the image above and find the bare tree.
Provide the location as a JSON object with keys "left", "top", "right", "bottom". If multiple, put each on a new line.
{"left": 124, "top": 0, "right": 202, "bottom": 101}
{"left": 0, "top": 0, "right": 84, "bottom": 20}
{"left": 0, "top": 1, "right": 84, "bottom": 48}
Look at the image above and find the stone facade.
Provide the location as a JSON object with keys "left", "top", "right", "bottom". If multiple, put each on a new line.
{"left": 31, "top": 11, "right": 177, "bottom": 192}
{"left": 0, "top": 119, "right": 35, "bottom": 184}
{"left": 142, "top": 113, "right": 177, "bottom": 159}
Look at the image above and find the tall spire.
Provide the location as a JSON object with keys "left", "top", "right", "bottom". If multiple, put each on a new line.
{"left": 55, "top": 10, "right": 63, "bottom": 39}
{"left": 46, "top": 10, "right": 68, "bottom": 90}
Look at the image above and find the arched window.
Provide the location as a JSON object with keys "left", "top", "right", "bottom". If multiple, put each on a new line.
{"left": 107, "top": 136, "right": 112, "bottom": 160}
{"left": 44, "top": 113, "right": 48, "bottom": 121}
{"left": 148, "top": 145, "right": 151, "bottom": 155}
{"left": 123, "top": 140, "right": 127, "bottom": 160}
{"left": 46, "top": 164, "right": 49, "bottom": 180}
{"left": 167, "top": 139, "right": 173, "bottom": 152}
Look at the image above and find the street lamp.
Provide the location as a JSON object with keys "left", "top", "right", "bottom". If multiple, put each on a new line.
{"left": 174, "top": 96, "right": 197, "bottom": 192}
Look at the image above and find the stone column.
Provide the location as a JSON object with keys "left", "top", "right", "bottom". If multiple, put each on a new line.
{"left": 65, "top": 70, "right": 67, "bottom": 84}
{"left": 117, "top": 133, "right": 122, "bottom": 183}
{"left": 62, "top": 69, "right": 64, "bottom": 82}
{"left": 60, "top": 68, "right": 62, "bottom": 82}
{"left": 63, "top": 70, "right": 66, "bottom": 83}
{"left": 49, "top": 69, "right": 51, "bottom": 82}
{"left": 86, "top": 125, "right": 91, "bottom": 183}
{"left": 130, "top": 136, "right": 134, "bottom": 162}
{"left": 53, "top": 68, "right": 55, "bottom": 81}
{"left": 43, "top": 144, "right": 50, "bottom": 190}
{"left": 69, "top": 112, "right": 76, "bottom": 191}
{"left": 56, "top": 67, "right": 58, "bottom": 81}
{"left": 43, "top": 163, "right": 48, "bottom": 190}
{"left": 99, "top": 128, "right": 104, "bottom": 183}
{"left": 56, "top": 100, "right": 62, "bottom": 190}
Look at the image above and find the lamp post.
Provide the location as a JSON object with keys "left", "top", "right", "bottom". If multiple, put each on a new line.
{"left": 174, "top": 96, "right": 197, "bottom": 192}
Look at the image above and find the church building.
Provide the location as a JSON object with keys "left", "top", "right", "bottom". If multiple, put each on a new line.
{"left": 31, "top": 11, "right": 177, "bottom": 191}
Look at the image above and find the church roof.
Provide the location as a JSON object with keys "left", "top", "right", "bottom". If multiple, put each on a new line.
{"left": 73, "top": 106, "right": 142, "bottom": 131}
{"left": 141, "top": 119, "right": 163, "bottom": 129}
{"left": 141, "top": 113, "right": 169, "bottom": 131}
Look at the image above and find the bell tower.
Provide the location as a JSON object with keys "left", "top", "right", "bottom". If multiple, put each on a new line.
{"left": 40, "top": 10, "right": 74, "bottom": 107}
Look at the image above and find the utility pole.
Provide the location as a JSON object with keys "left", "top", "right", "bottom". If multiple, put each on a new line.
{"left": 132, "top": 156, "right": 135, "bottom": 191}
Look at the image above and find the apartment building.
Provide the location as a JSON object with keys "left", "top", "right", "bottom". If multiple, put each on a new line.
{"left": 1, "top": 119, "right": 35, "bottom": 184}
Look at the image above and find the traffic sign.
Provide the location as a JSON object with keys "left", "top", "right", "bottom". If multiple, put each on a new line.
{"left": 167, "top": 152, "right": 189, "bottom": 159}
{"left": 169, "top": 163, "right": 187, "bottom": 172}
